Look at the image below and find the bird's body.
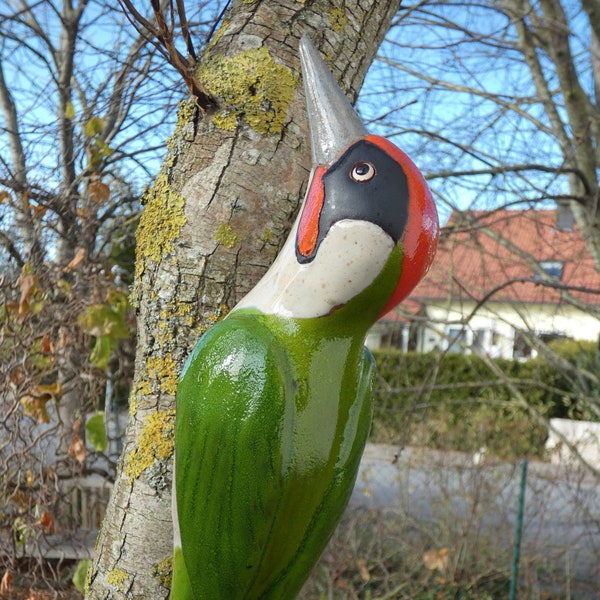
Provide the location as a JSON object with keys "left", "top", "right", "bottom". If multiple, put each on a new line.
{"left": 171, "top": 37, "right": 438, "bottom": 600}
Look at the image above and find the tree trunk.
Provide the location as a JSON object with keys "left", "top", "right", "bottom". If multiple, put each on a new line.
{"left": 86, "top": 1, "right": 398, "bottom": 597}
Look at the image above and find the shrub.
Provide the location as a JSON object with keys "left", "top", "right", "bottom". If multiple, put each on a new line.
{"left": 370, "top": 345, "right": 598, "bottom": 459}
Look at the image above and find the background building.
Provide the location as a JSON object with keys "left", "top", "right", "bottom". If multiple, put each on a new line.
{"left": 369, "top": 208, "right": 600, "bottom": 358}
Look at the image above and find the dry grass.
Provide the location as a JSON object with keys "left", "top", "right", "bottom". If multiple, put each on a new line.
{"left": 300, "top": 446, "right": 600, "bottom": 600}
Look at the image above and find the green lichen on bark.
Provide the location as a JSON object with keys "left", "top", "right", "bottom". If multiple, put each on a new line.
{"left": 107, "top": 568, "right": 129, "bottom": 591}
{"left": 154, "top": 556, "right": 173, "bottom": 588}
{"left": 125, "top": 409, "right": 176, "bottom": 481}
{"left": 215, "top": 222, "right": 242, "bottom": 248}
{"left": 198, "top": 46, "right": 297, "bottom": 134}
{"left": 134, "top": 173, "right": 187, "bottom": 283}
{"left": 328, "top": 7, "right": 348, "bottom": 33}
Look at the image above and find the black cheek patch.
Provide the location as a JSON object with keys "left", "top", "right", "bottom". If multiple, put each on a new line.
{"left": 296, "top": 140, "right": 409, "bottom": 264}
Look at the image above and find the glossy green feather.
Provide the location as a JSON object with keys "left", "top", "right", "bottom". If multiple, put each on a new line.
{"left": 173, "top": 246, "right": 402, "bottom": 600}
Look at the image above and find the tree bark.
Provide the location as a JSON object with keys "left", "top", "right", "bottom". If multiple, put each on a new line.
{"left": 86, "top": 1, "right": 398, "bottom": 598}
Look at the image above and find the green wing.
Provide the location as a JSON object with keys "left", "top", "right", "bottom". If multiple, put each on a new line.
{"left": 174, "top": 313, "right": 296, "bottom": 599}
{"left": 173, "top": 312, "right": 375, "bottom": 600}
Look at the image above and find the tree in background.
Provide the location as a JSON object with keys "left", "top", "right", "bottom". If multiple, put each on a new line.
{"left": 0, "top": 0, "right": 220, "bottom": 583}
{"left": 359, "top": 0, "right": 600, "bottom": 417}
{"left": 364, "top": 0, "right": 600, "bottom": 265}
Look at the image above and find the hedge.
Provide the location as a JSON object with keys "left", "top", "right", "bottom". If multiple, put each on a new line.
{"left": 369, "top": 340, "right": 599, "bottom": 459}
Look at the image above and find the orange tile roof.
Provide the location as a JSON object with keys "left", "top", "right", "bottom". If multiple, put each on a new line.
{"left": 403, "top": 209, "right": 600, "bottom": 310}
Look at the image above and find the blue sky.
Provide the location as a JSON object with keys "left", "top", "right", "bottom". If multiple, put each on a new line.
{"left": 0, "top": 0, "right": 588, "bottom": 236}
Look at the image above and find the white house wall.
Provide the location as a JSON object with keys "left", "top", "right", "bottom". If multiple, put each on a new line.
{"left": 422, "top": 300, "right": 600, "bottom": 358}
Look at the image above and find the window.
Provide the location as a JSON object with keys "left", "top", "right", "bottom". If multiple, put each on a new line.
{"left": 513, "top": 330, "right": 569, "bottom": 359}
{"left": 445, "top": 326, "right": 497, "bottom": 355}
{"left": 445, "top": 326, "right": 468, "bottom": 353}
{"left": 536, "top": 261, "right": 563, "bottom": 280}
{"left": 472, "top": 329, "right": 488, "bottom": 353}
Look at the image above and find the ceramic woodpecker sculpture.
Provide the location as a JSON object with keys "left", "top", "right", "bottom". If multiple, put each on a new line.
{"left": 172, "top": 37, "right": 439, "bottom": 600}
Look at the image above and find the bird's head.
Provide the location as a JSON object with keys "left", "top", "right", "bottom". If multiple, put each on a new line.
{"left": 235, "top": 38, "right": 438, "bottom": 322}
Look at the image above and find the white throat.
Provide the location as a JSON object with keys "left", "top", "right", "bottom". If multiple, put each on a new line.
{"left": 234, "top": 219, "right": 394, "bottom": 319}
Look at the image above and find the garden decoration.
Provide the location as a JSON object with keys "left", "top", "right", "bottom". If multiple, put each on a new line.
{"left": 171, "top": 37, "right": 439, "bottom": 600}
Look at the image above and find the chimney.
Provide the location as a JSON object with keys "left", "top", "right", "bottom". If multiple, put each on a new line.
{"left": 556, "top": 202, "right": 574, "bottom": 231}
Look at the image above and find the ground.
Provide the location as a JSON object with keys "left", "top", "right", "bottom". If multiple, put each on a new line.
{"left": 0, "top": 558, "right": 83, "bottom": 600}
{"left": 1, "top": 587, "right": 81, "bottom": 600}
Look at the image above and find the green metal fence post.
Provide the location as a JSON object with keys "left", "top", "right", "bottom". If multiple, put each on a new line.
{"left": 509, "top": 459, "right": 528, "bottom": 600}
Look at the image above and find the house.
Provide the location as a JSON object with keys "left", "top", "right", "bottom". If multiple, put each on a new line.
{"left": 368, "top": 208, "right": 600, "bottom": 359}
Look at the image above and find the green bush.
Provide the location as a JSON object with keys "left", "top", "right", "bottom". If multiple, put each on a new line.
{"left": 370, "top": 344, "right": 599, "bottom": 459}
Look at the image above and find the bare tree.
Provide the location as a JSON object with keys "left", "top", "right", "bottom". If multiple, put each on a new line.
{"left": 86, "top": 1, "right": 399, "bottom": 597}
{"left": 355, "top": 1, "right": 600, "bottom": 419}
{"left": 0, "top": 0, "right": 218, "bottom": 585}
{"left": 363, "top": 0, "right": 600, "bottom": 267}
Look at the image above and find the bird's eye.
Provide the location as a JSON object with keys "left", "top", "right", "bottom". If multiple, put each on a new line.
{"left": 350, "top": 161, "right": 376, "bottom": 183}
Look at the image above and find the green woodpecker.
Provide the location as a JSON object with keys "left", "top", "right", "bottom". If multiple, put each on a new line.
{"left": 172, "top": 37, "right": 439, "bottom": 600}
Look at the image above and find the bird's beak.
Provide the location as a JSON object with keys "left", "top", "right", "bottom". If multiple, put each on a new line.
{"left": 299, "top": 37, "right": 368, "bottom": 165}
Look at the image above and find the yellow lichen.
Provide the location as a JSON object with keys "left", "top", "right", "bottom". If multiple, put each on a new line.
{"left": 166, "top": 98, "right": 197, "bottom": 150}
{"left": 205, "top": 19, "right": 230, "bottom": 53}
{"left": 146, "top": 354, "right": 179, "bottom": 396}
{"left": 125, "top": 409, "right": 176, "bottom": 481}
{"left": 207, "top": 304, "right": 230, "bottom": 325}
{"left": 215, "top": 223, "right": 242, "bottom": 248}
{"left": 135, "top": 173, "right": 187, "bottom": 282}
{"left": 329, "top": 8, "right": 348, "bottom": 33}
{"left": 176, "top": 302, "right": 191, "bottom": 317}
{"left": 192, "top": 304, "right": 229, "bottom": 338}
{"left": 161, "top": 299, "right": 192, "bottom": 320}
{"left": 198, "top": 46, "right": 297, "bottom": 135}
{"left": 107, "top": 568, "right": 129, "bottom": 591}
{"left": 260, "top": 227, "right": 275, "bottom": 244}
{"left": 129, "top": 377, "right": 151, "bottom": 416}
{"left": 154, "top": 556, "right": 173, "bottom": 588}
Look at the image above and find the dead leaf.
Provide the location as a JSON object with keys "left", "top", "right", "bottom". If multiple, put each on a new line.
{"left": 5, "top": 300, "right": 18, "bottom": 314}
{"left": 22, "top": 189, "right": 30, "bottom": 214}
{"left": 68, "top": 419, "right": 87, "bottom": 464}
{"left": 0, "top": 190, "right": 11, "bottom": 204}
{"left": 31, "top": 203, "right": 47, "bottom": 219}
{"left": 20, "top": 382, "right": 63, "bottom": 423}
{"left": 31, "top": 382, "right": 63, "bottom": 400}
{"left": 18, "top": 273, "right": 39, "bottom": 317}
{"left": 20, "top": 395, "right": 51, "bottom": 423}
{"left": 1, "top": 569, "right": 12, "bottom": 594}
{"left": 56, "top": 278, "right": 72, "bottom": 297}
{"left": 356, "top": 557, "right": 371, "bottom": 583}
{"left": 10, "top": 490, "right": 32, "bottom": 509}
{"left": 334, "top": 577, "right": 350, "bottom": 589}
{"left": 69, "top": 435, "right": 87, "bottom": 463}
{"left": 423, "top": 547, "right": 449, "bottom": 572}
{"left": 65, "top": 101, "right": 76, "bottom": 120}
{"left": 63, "top": 247, "right": 86, "bottom": 273}
{"left": 40, "top": 334, "right": 54, "bottom": 354}
{"left": 8, "top": 365, "right": 25, "bottom": 387}
{"left": 89, "top": 179, "right": 110, "bottom": 203}
{"left": 35, "top": 511, "right": 54, "bottom": 534}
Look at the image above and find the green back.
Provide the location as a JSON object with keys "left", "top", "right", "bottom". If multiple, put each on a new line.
{"left": 174, "top": 246, "right": 403, "bottom": 599}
